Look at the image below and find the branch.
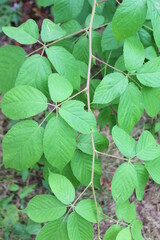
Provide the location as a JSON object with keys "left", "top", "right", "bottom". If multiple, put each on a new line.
{"left": 92, "top": 55, "right": 142, "bottom": 89}
{"left": 96, "top": 151, "right": 128, "bottom": 161}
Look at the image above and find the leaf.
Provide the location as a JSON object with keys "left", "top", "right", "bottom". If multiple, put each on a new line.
{"left": 85, "top": 14, "right": 104, "bottom": 28}
{"left": 2, "top": 120, "right": 44, "bottom": 170}
{"left": 145, "top": 46, "right": 157, "bottom": 60}
{"left": 1, "top": 86, "right": 47, "bottom": 120}
{"left": 36, "top": 0, "right": 55, "bottom": 7}
{"left": 104, "top": 224, "right": 122, "bottom": 240}
{"left": 139, "top": 28, "right": 154, "bottom": 48}
{"left": 97, "top": 108, "right": 111, "bottom": 130}
{"left": 118, "top": 83, "right": 144, "bottom": 134}
{"left": 142, "top": 87, "right": 160, "bottom": 117}
{"left": 136, "top": 131, "right": 160, "bottom": 161}
{"left": 124, "top": 35, "right": 145, "bottom": 72}
{"left": 59, "top": 100, "right": 96, "bottom": 134}
{"left": 46, "top": 46, "right": 81, "bottom": 90}
{"left": 24, "top": 195, "right": 66, "bottom": 223}
{"left": 43, "top": 116, "right": 76, "bottom": 172}
{"left": 0, "top": 46, "right": 26, "bottom": 94}
{"left": 101, "top": 23, "right": 124, "bottom": 52}
{"left": 67, "top": 212, "right": 94, "bottom": 240}
{"left": 93, "top": 73, "right": 128, "bottom": 104}
{"left": 61, "top": 20, "right": 81, "bottom": 35}
{"left": 41, "top": 19, "right": 66, "bottom": 43}
{"left": 131, "top": 220, "right": 144, "bottom": 240}
{"left": 18, "top": 184, "right": 37, "bottom": 199}
{"left": 73, "top": 36, "right": 89, "bottom": 64}
{"left": 111, "top": 163, "right": 137, "bottom": 202}
{"left": 134, "top": 163, "right": 149, "bottom": 201}
{"left": 52, "top": 0, "right": 84, "bottom": 23}
{"left": 112, "top": 0, "right": 147, "bottom": 41}
{"left": 71, "top": 150, "right": 101, "bottom": 187}
{"left": 137, "top": 57, "right": 160, "bottom": 87}
{"left": 36, "top": 219, "right": 69, "bottom": 240}
{"left": 2, "top": 19, "right": 39, "bottom": 44}
{"left": 62, "top": 163, "right": 80, "bottom": 189}
{"left": 75, "top": 199, "right": 103, "bottom": 223}
{"left": 114, "top": 55, "right": 126, "bottom": 72}
{"left": 49, "top": 173, "right": 75, "bottom": 205}
{"left": 16, "top": 54, "right": 52, "bottom": 96}
{"left": 145, "top": 157, "right": 160, "bottom": 184}
{"left": 147, "top": 0, "right": 160, "bottom": 49}
{"left": 116, "top": 200, "right": 136, "bottom": 223}
{"left": 77, "top": 131, "right": 109, "bottom": 155}
{"left": 112, "top": 125, "right": 136, "bottom": 158}
{"left": 116, "top": 227, "right": 132, "bottom": 240}
{"left": 48, "top": 73, "right": 73, "bottom": 102}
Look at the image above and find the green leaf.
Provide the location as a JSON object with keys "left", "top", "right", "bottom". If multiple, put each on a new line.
{"left": 147, "top": 0, "right": 160, "bottom": 49}
{"left": 145, "top": 157, "right": 160, "bottom": 184}
{"left": 114, "top": 55, "right": 126, "bottom": 72}
{"left": 61, "top": 20, "right": 81, "bottom": 35}
{"left": 137, "top": 57, "right": 160, "bottom": 87}
{"left": 142, "top": 87, "right": 160, "bottom": 117}
{"left": 131, "top": 220, "right": 144, "bottom": 240}
{"left": 9, "top": 184, "right": 20, "bottom": 192}
{"left": 0, "top": 46, "right": 26, "bottom": 94}
{"left": 77, "top": 131, "right": 109, "bottom": 155}
{"left": 73, "top": 36, "right": 89, "bottom": 64}
{"left": 139, "top": 28, "right": 154, "bottom": 48}
{"left": 41, "top": 19, "right": 66, "bottom": 43}
{"left": 118, "top": 83, "right": 144, "bottom": 134}
{"left": 124, "top": 35, "right": 145, "bottom": 72}
{"left": 52, "top": 0, "right": 84, "bottom": 23}
{"left": 43, "top": 116, "right": 76, "bottom": 172}
{"left": 111, "top": 163, "right": 137, "bottom": 202}
{"left": 46, "top": 46, "right": 81, "bottom": 90}
{"left": 2, "top": 19, "right": 39, "bottom": 44}
{"left": 71, "top": 150, "right": 101, "bottom": 187}
{"left": 101, "top": 23, "right": 124, "bottom": 51}
{"left": 49, "top": 173, "right": 75, "bottom": 205}
{"left": 75, "top": 199, "right": 103, "bottom": 223}
{"left": 2, "top": 120, "right": 44, "bottom": 170}
{"left": 48, "top": 73, "right": 73, "bottom": 102}
{"left": 112, "top": 125, "right": 136, "bottom": 158}
{"left": 18, "top": 184, "right": 37, "bottom": 199}
{"left": 93, "top": 73, "right": 128, "bottom": 104}
{"left": 77, "top": 60, "right": 88, "bottom": 79}
{"left": 116, "top": 227, "right": 132, "bottom": 240}
{"left": 97, "top": 108, "right": 111, "bottom": 130}
{"left": 145, "top": 46, "right": 157, "bottom": 60}
{"left": 112, "top": 0, "right": 147, "bottom": 41}
{"left": 16, "top": 54, "right": 52, "bottom": 96}
{"left": 67, "top": 212, "right": 94, "bottom": 240}
{"left": 104, "top": 224, "right": 122, "bottom": 240}
{"left": 136, "top": 131, "right": 160, "bottom": 161}
{"left": 62, "top": 163, "right": 80, "bottom": 189}
{"left": 36, "top": 0, "right": 54, "bottom": 7}
{"left": 85, "top": 14, "right": 104, "bottom": 28}
{"left": 134, "top": 163, "right": 149, "bottom": 201}
{"left": 36, "top": 219, "right": 69, "bottom": 240}
{"left": 1, "top": 86, "right": 47, "bottom": 120}
{"left": 59, "top": 100, "right": 96, "bottom": 134}
{"left": 116, "top": 200, "right": 136, "bottom": 223}
{"left": 24, "top": 195, "right": 66, "bottom": 223}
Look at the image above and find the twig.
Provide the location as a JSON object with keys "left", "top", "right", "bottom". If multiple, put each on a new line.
{"left": 143, "top": 24, "right": 153, "bottom": 32}
{"left": 92, "top": 55, "right": 142, "bottom": 89}
{"left": 96, "top": 151, "right": 128, "bottom": 161}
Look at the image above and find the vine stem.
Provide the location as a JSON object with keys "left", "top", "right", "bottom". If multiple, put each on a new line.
{"left": 92, "top": 55, "right": 142, "bottom": 89}
{"left": 86, "top": 0, "right": 101, "bottom": 239}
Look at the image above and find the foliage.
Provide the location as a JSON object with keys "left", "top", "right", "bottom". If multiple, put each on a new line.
{"left": 1, "top": 0, "right": 160, "bottom": 239}
{"left": 0, "top": 0, "right": 22, "bottom": 34}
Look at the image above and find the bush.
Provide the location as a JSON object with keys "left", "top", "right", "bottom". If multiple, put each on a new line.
{"left": 1, "top": 0, "right": 160, "bottom": 239}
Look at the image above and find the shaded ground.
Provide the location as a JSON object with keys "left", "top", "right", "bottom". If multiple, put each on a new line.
{"left": 0, "top": 1, "right": 160, "bottom": 239}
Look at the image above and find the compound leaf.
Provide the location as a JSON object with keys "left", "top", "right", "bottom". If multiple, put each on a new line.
{"left": 1, "top": 86, "right": 47, "bottom": 120}
{"left": 75, "top": 199, "right": 103, "bottom": 223}
{"left": 3, "top": 19, "right": 39, "bottom": 44}
{"left": 24, "top": 195, "right": 66, "bottom": 223}
{"left": 16, "top": 54, "right": 52, "bottom": 96}
{"left": 49, "top": 173, "right": 75, "bottom": 205}
{"left": 43, "top": 116, "right": 76, "bottom": 172}
{"left": 112, "top": 125, "right": 136, "bottom": 158}
{"left": 2, "top": 120, "right": 44, "bottom": 170}
{"left": 136, "top": 131, "right": 160, "bottom": 161}
{"left": 67, "top": 212, "right": 94, "bottom": 240}
{"left": 48, "top": 73, "right": 73, "bottom": 102}
{"left": 93, "top": 73, "right": 128, "bottom": 104}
